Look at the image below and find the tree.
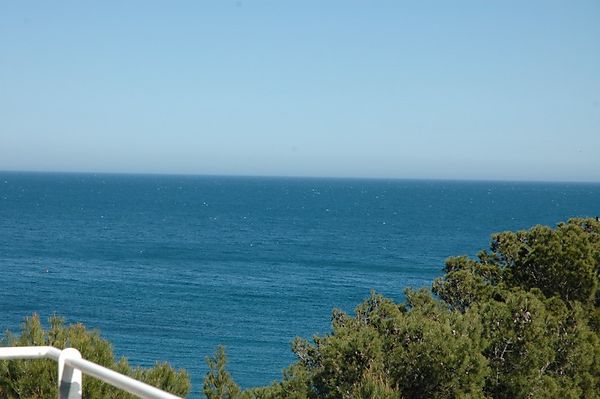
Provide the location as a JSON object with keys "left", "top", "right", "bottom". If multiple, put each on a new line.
{"left": 203, "top": 346, "right": 242, "bottom": 399}
{"left": 0, "top": 314, "right": 190, "bottom": 399}
{"left": 205, "top": 218, "right": 600, "bottom": 398}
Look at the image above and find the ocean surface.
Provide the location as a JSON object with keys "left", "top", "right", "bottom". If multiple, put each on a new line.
{"left": 1, "top": 172, "right": 599, "bottom": 396}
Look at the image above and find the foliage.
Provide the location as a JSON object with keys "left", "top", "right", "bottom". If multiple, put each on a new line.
{"left": 0, "top": 314, "right": 190, "bottom": 398}
{"left": 205, "top": 218, "right": 600, "bottom": 398}
{"left": 204, "top": 346, "right": 242, "bottom": 399}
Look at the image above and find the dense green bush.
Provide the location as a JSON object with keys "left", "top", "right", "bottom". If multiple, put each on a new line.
{"left": 0, "top": 315, "right": 190, "bottom": 398}
{"left": 204, "top": 218, "right": 600, "bottom": 398}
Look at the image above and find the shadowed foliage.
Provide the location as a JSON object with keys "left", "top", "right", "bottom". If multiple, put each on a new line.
{"left": 205, "top": 218, "right": 600, "bottom": 398}
{"left": 0, "top": 315, "right": 190, "bottom": 398}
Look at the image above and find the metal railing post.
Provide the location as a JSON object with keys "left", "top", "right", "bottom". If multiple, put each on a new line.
{"left": 58, "top": 348, "right": 82, "bottom": 399}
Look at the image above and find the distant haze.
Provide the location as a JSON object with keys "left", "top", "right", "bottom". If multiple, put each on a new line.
{"left": 1, "top": 1, "right": 599, "bottom": 182}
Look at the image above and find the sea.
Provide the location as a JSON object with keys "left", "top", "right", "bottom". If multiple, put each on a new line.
{"left": 1, "top": 172, "right": 599, "bottom": 396}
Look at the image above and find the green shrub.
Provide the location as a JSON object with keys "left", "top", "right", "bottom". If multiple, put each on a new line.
{"left": 0, "top": 315, "right": 190, "bottom": 398}
{"left": 205, "top": 218, "right": 600, "bottom": 398}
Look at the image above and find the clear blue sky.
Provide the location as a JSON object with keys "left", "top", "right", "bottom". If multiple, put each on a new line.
{"left": 1, "top": 1, "right": 599, "bottom": 181}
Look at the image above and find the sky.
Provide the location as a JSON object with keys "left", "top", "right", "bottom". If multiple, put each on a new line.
{"left": 1, "top": 1, "right": 599, "bottom": 182}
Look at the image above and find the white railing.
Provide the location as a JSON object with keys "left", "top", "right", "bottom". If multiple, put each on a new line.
{"left": 0, "top": 346, "right": 183, "bottom": 399}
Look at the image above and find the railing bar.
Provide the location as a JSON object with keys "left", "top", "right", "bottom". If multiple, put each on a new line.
{"left": 46, "top": 346, "right": 62, "bottom": 360}
{"left": 64, "top": 357, "right": 182, "bottom": 399}
{"left": 0, "top": 346, "right": 61, "bottom": 361}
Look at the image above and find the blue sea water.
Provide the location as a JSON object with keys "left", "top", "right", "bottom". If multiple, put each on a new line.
{"left": 1, "top": 172, "right": 599, "bottom": 396}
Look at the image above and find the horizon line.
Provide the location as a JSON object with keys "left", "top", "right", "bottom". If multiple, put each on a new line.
{"left": 1, "top": 168, "right": 600, "bottom": 185}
